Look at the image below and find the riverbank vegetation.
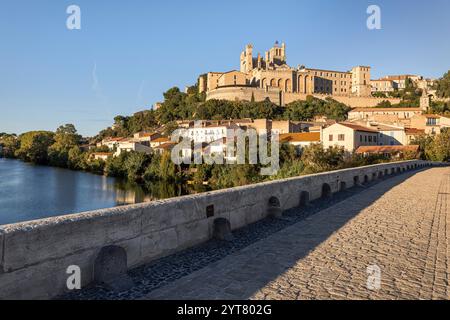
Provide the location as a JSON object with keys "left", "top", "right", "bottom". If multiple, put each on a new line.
{"left": 0, "top": 123, "right": 418, "bottom": 191}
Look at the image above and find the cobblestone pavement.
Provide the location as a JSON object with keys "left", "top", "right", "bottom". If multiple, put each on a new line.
{"left": 144, "top": 167, "right": 450, "bottom": 300}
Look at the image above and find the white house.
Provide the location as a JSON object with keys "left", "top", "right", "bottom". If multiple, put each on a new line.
{"left": 114, "top": 139, "right": 152, "bottom": 157}
{"left": 350, "top": 120, "right": 408, "bottom": 146}
{"left": 97, "top": 137, "right": 125, "bottom": 150}
{"left": 180, "top": 123, "right": 241, "bottom": 144}
{"left": 150, "top": 137, "right": 171, "bottom": 148}
{"left": 133, "top": 132, "right": 161, "bottom": 146}
{"left": 90, "top": 152, "right": 113, "bottom": 161}
{"left": 322, "top": 123, "right": 379, "bottom": 152}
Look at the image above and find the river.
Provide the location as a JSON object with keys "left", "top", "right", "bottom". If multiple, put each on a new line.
{"left": 0, "top": 158, "right": 200, "bottom": 225}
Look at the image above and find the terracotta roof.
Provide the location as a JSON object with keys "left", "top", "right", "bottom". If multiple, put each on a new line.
{"left": 405, "top": 128, "right": 425, "bottom": 135}
{"left": 117, "top": 138, "right": 135, "bottom": 144}
{"left": 337, "top": 123, "right": 379, "bottom": 133}
{"left": 139, "top": 132, "right": 159, "bottom": 138}
{"left": 151, "top": 137, "right": 170, "bottom": 143}
{"left": 356, "top": 145, "right": 420, "bottom": 154}
{"left": 104, "top": 137, "right": 125, "bottom": 142}
{"left": 280, "top": 132, "right": 321, "bottom": 143}
{"left": 371, "top": 79, "right": 393, "bottom": 82}
{"left": 423, "top": 114, "right": 441, "bottom": 119}
{"left": 350, "top": 108, "right": 422, "bottom": 112}
{"left": 372, "top": 124, "right": 404, "bottom": 131}
{"left": 154, "top": 142, "right": 177, "bottom": 150}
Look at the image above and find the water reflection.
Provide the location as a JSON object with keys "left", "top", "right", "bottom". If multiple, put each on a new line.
{"left": 113, "top": 180, "right": 210, "bottom": 205}
{"left": 0, "top": 158, "right": 207, "bottom": 225}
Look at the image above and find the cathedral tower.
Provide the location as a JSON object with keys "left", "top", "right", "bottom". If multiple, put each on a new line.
{"left": 240, "top": 44, "right": 254, "bottom": 73}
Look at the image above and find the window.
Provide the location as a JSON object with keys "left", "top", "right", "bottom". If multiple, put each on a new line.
{"left": 360, "top": 135, "right": 363, "bottom": 142}
{"left": 338, "top": 134, "right": 345, "bottom": 141}
{"left": 427, "top": 118, "right": 437, "bottom": 126}
{"left": 329, "top": 134, "right": 333, "bottom": 141}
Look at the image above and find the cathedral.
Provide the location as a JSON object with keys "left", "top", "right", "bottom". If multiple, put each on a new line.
{"left": 198, "top": 42, "right": 381, "bottom": 107}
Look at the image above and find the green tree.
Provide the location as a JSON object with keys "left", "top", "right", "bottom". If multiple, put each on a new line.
{"left": 144, "top": 153, "right": 162, "bottom": 180}
{"left": 15, "top": 131, "right": 55, "bottom": 164}
{"left": 144, "top": 151, "right": 178, "bottom": 181}
{"left": 158, "top": 151, "right": 177, "bottom": 181}
{"left": 68, "top": 146, "right": 87, "bottom": 170}
{"left": 411, "top": 135, "right": 434, "bottom": 160}
{"left": 210, "top": 164, "right": 262, "bottom": 188}
{"left": 163, "top": 121, "right": 179, "bottom": 137}
{"left": 86, "top": 159, "right": 105, "bottom": 175}
{"left": 426, "top": 129, "right": 450, "bottom": 161}
{"left": 301, "top": 143, "right": 345, "bottom": 173}
{"left": 0, "top": 134, "right": 19, "bottom": 158}
{"left": 124, "top": 151, "right": 151, "bottom": 181}
{"left": 270, "top": 159, "right": 304, "bottom": 180}
{"left": 430, "top": 100, "right": 450, "bottom": 115}
{"left": 375, "top": 100, "right": 393, "bottom": 108}
{"left": 372, "top": 91, "right": 387, "bottom": 98}
{"left": 48, "top": 124, "right": 81, "bottom": 167}
{"left": 284, "top": 96, "right": 350, "bottom": 121}
{"left": 104, "top": 152, "right": 129, "bottom": 178}
{"left": 435, "top": 71, "right": 450, "bottom": 98}
{"left": 191, "top": 164, "right": 214, "bottom": 185}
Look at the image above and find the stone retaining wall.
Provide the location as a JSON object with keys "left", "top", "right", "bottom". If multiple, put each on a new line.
{"left": 0, "top": 160, "right": 434, "bottom": 299}
{"left": 206, "top": 87, "right": 401, "bottom": 108}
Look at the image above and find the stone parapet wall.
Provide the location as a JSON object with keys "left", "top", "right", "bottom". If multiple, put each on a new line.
{"left": 0, "top": 160, "right": 435, "bottom": 299}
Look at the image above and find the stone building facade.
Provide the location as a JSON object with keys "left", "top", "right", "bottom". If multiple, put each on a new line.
{"left": 198, "top": 42, "right": 394, "bottom": 107}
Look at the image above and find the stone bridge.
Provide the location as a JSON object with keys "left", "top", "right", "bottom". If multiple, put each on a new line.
{"left": 0, "top": 160, "right": 441, "bottom": 299}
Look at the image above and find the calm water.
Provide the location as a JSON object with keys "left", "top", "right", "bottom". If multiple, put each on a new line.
{"left": 0, "top": 158, "right": 197, "bottom": 225}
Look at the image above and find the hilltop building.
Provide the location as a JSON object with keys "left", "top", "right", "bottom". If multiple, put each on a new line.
{"left": 198, "top": 42, "right": 400, "bottom": 107}
{"left": 370, "top": 75, "right": 435, "bottom": 94}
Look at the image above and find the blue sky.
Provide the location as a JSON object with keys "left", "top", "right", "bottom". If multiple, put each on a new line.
{"left": 1, "top": 0, "right": 449, "bottom": 136}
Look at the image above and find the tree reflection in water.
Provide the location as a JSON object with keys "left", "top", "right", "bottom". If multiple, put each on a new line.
{"left": 113, "top": 180, "right": 211, "bottom": 206}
